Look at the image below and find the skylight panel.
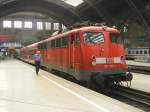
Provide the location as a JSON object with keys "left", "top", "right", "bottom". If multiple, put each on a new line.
{"left": 61, "top": 0, "right": 84, "bottom": 7}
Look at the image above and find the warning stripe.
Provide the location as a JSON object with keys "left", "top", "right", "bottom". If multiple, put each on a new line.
{"left": 95, "top": 57, "right": 122, "bottom": 64}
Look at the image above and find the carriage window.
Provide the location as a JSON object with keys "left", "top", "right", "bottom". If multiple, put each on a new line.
{"left": 110, "top": 33, "right": 122, "bottom": 44}
{"left": 128, "top": 51, "right": 131, "bottom": 54}
{"left": 140, "top": 50, "right": 143, "bottom": 54}
{"left": 132, "top": 50, "right": 135, "bottom": 54}
{"left": 136, "top": 50, "right": 139, "bottom": 54}
{"left": 83, "top": 32, "right": 104, "bottom": 44}
{"left": 144, "top": 50, "right": 148, "bottom": 54}
{"left": 62, "top": 36, "right": 68, "bottom": 47}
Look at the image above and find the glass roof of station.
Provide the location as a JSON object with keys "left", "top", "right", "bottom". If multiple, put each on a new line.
{"left": 61, "top": 0, "right": 84, "bottom": 7}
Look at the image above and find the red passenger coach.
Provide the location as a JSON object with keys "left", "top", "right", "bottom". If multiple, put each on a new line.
{"left": 20, "top": 43, "right": 38, "bottom": 63}
{"left": 20, "top": 26, "right": 133, "bottom": 89}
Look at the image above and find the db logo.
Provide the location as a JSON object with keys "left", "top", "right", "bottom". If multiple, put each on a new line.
{"left": 106, "top": 58, "right": 114, "bottom": 63}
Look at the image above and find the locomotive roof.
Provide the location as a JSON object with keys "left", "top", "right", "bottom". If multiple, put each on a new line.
{"left": 44, "top": 26, "right": 119, "bottom": 41}
{"left": 21, "top": 26, "right": 119, "bottom": 49}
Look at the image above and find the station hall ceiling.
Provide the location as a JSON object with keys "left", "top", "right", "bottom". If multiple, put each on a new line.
{"left": 0, "top": 0, "right": 82, "bottom": 26}
{"left": 0, "top": 0, "right": 150, "bottom": 46}
{"left": 0, "top": 0, "right": 150, "bottom": 27}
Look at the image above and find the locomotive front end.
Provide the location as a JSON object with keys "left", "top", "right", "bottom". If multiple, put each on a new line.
{"left": 81, "top": 26, "right": 133, "bottom": 89}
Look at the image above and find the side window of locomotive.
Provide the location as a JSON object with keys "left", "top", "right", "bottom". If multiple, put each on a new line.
{"left": 38, "top": 44, "right": 41, "bottom": 49}
{"left": 47, "top": 41, "right": 51, "bottom": 48}
{"left": 110, "top": 33, "right": 122, "bottom": 44}
{"left": 56, "top": 38, "right": 61, "bottom": 48}
{"left": 40, "top": 43, "right": 43, "bottom": 49}
{"left": 62, "top": 36, "right": 68, "bottom": 47}
{"left": 83, "top": 32, "right": 104, "bottom": 44}
{"left": 71, "top": 35, "right": 75, "bottom": 44}
{"left": 75, "top": 33, "right": 80, "bottom": 44}
{"left": 43, "top": 42, "right": 47, "bottom": 49}
{"left": 51, "top": 40, "right": 56, "bottom": 48}
{"left": 39, "top": 43, "right": 45, "bottom": 49}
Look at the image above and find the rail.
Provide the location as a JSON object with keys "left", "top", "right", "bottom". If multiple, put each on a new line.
{"left": 109, "top": 86, "right": 150, "bottom": 111}
{"left": 128, "top": 65, "right": 150, "bottom": 74}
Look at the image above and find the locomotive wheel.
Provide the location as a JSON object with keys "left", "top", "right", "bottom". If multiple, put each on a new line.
{"left": 103, "top": 79, "right": 113, "bottom": 92}
{"left": 87, "top": 79, "right": 97, "bottom": 90}
{"left": 87, "top": 74, "right": 100, "bottom": 90}
{"left": 89, "top": 75, "right": 113, "bottom": 92}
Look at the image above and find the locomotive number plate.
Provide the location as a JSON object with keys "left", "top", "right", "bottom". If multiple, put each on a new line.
{"left": 106, "top": 58, "right": 114, "bottom": 63}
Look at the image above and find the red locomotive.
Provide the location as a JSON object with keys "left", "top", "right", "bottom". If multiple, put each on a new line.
{"left": 20, "top": 26, "right": 133, "bottom": 89}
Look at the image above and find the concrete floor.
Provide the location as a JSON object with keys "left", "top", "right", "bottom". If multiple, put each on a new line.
{"left": 127, "top": 60, "right": 150, "bottom": 66}
{"left": 125, "top": 60, "right": 150, "bottom": 92}
{"left": 0, "top": 59, "right": 143, "bottom": 112}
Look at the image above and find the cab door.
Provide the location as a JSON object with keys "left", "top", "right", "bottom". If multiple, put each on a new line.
{"left": 74, "top": 32, "right": 82, "bottom": 79}
{"left": 69, "top": 33, "right": 76, "bottom": 69}
{"left": 69, "top": 32, "right": 81, "bottom": 79}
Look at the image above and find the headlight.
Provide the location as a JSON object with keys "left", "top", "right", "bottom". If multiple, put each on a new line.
{"left": 91, "top": 56, "right": 96, "bottom": 66}
{"left": 120, "top": 55, "right": 125, "bottom": 64}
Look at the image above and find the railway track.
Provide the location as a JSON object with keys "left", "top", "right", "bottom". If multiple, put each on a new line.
{"left": 128, "top": 65, "right": 150, "bottom": 74}
{"left": 109, "top": 86, "right": 150, "bottom": 112}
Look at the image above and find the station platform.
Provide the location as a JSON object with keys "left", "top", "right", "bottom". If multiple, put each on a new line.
{"left": 0, "top": 59, "right": 143, "bottom": 112}
{"left": 127, "top": 60, "right": 150, "bottom": 67}
{"left": 125, "top": 60, "right": 150, "bottom": 93}
{"left": 122, "top": 72, "right": 150, "bottom": 93}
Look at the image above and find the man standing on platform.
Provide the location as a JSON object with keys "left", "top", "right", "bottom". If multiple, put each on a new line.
{"left": 33, "top": 50, "right": 41, "bottom": 75}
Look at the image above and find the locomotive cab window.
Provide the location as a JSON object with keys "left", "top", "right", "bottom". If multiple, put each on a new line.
{"left": 70, "top": 33, "right": 80, "bottom": 45}
{"left": 83, "top": 32, "right": 104, "bottom": 44}
{"left": 75, "top": 33, "right": 80, "bottom": 44}
{"left": 110, "top": 33, "right": 122, "bottom": 44}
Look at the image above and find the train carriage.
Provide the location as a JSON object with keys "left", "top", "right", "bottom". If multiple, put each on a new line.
{"left": 125, "top": 47, "right": 150, "bottom": 62}
{"left": 20, "top": 43, "right": 38, "bottom": 63}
